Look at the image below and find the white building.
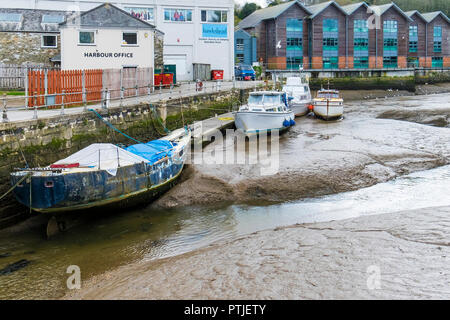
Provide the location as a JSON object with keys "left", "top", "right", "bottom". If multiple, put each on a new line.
{"left": 60, "top": 3, "right": 156, "bottom": 70}
{"left": 2, "top": 0, "right": 235, "bottom": 81}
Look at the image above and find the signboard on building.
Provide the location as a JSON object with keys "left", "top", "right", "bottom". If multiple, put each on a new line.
{"left": 202, "top": 24, "right": 228, "bottom": 38}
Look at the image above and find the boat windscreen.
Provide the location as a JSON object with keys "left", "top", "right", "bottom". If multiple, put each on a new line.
{"left": 248, "top": 95, "right": 264, "bottom": 105}
{"left": 318, "top": 92, "right": 339, "bottom": 99}
{"left": 263, "top": 94, "right": 281, "bottom": 105}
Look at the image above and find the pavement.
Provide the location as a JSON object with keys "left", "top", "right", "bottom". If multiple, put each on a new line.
{"left": 1, "top": 80, "right": 264, "bottom": 124}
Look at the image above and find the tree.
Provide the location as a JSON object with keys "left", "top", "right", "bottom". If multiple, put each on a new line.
{"left": 238, "top": 2, "right": 261, "bottom": 20}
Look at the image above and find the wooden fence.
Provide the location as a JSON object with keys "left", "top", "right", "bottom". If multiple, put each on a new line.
{"left": 27, "top": 67, "right": 153, "bottom": 107}
{"left": 0, "top": 64, "right": 27, "bottom": 89}
{"left": 27, "top": 69, "right": 103, "bottom": 107}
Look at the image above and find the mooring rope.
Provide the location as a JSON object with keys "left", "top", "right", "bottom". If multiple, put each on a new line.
{"left": 88, "top": 109, "right": 145, "bottom": 144}
{"left": 0, "top": 173, "right": 31, "bottom": 202}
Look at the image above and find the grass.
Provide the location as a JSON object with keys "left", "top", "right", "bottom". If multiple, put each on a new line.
{"left": 0, "top": 90, "right": 25, "bottom": 96}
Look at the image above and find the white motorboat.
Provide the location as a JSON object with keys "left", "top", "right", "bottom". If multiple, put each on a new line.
{"left": 234, "top": 91, "right": 295, "bottom": 135}
{"left": 312, "top": 88, "right": 344, "bottom": 120}
{"left": 282, "top": 76, "right": 312, "bottom": 117}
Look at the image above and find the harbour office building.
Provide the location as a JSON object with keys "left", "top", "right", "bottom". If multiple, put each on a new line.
{"left": 238, "top": 0, "right": 449, "bottom": 70}
{"left": 0, "top": 0, "right": 235, "bottom": 81}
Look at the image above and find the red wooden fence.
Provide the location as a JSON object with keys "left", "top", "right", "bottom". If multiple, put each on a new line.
{"left": 28, "top": 69, "right": 102, "bottom": 108}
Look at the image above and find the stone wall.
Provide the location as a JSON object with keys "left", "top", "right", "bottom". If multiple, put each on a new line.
{"left": 0, "top": 32, "right": 60, "bottom": 66}
{"left": 0, "top": 88, "right": 252, "bottom": 229}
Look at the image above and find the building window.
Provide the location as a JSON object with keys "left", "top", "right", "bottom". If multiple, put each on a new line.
{"left": 42, "top": 35, "right": 57, "bottom": 48}
{"left": 383, "top": 56, "right": 397, "bottom": 68}
{"left": 407, "top": 57, "right": 419, "bottom": 68}
{"left": 201, "top": 10, "right": 227, "bottom": 23}
{"left": 236, "top": 53, "right": 244, "bottom": 63}
{"left": 236, "top": 39, "right": 244, "bottom": 51}
{"left": 354, "top": 56, "right": 368, "bottom": 68}
{"left": 409, "top": 25, "right": 418, "bottom": 53}
{"left": 323, "top": 19, "right": 338, "bottom": 65}
{"left": 42, "top": 14, "right": 64, "bottom": 24}
{"left": 124, "top": 7, "right": 154, "bottom": 21}
{"left": 433, "top": 26, "right": 442, "bottom": 52}
{"left": 432, "top": 57, "right": 443, "bottom": 68}
{"left": 286, "top": 19, "right": 302, "bottom": 32}
{"left": 323, "top": 57, "right": 338, "bottom": 69}
{"left": 79, "top": 31, "right": 95, "bottom": 45}
{"left": 354, "top": 38, "right": 368, "bottom": 49}
{"left": 409, "top": 41, "right": 418, "bottom": 53}
{"left": 122, "top": 32, "right": 137, "bottom": 45}
{"left": 287, "top": 57, "right": 303, "bottom": 70}
{"left": 383, "top": 20, "right": 398, "bottom": 34}
{"left": 354, "top": 20, "right": 368, "bottom": 33}
{"left": 164, "top": 8, "right": 192, "bottom": 22}
{"left": 0, "top": 13, "right": 22, "bottom": 22}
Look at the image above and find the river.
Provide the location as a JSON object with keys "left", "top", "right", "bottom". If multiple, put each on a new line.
{"left": 0, "top": 92, "right": 449, "bottom": 299}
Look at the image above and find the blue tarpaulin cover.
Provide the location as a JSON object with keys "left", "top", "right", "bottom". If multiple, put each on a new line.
{"left": 126, "top": 140, "right": 174, "bottom": 164}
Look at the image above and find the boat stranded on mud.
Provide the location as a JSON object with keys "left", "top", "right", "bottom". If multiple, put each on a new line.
{"left": 234, "top": 91, "right": 296, "bottom": 135}
{"left": 282, "top": 76, "right": 312, "bottom": 117}
{"left": 10, "top": 128, "right": 191, "bottom": 218}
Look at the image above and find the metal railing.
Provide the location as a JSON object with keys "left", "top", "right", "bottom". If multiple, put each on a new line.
{"left": 0, "top": 79, "right": 267, "bottom": 123}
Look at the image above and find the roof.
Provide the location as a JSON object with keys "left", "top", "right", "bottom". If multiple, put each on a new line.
{"left": 421, "top": 11, "right": 450, "bottom": 24}
{"left": 404, "top": 10, "right": 428, "bottom": 23}
{"left": 341, "top": 2, "right": 370, "bottom": 15}
{"left": 369, "top": 3, "right": 413, "bottom": 22}
{"left": 235, "top": 27, "right": 253, "bottom": 38}
{"left": 60, "top": 2, "right": 157, "bottom": 30}
{"left": 238, "top": 0, "right": 312, "bottom": 29}
{"left": 307, "top": 1, "right": 348, "bottom": 19}
{"left": 0, "top": 8, "right": 72, "bottom": 32}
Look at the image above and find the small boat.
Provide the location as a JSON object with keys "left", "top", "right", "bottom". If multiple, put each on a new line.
{"left": 282, "top": 76, "right": 312, "bottom": 117}
{"left": 10, "top": 128, "right": 191, "bottom": 215}
{"left": 312, "top": 88, "right": 344, "bottom": 120}
{"left": 234, "top": 91, "right": 295, "bottom": 135}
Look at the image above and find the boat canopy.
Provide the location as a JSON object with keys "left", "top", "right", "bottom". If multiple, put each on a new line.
{"left": 286, "top": 77, "right": 303, "bottom": 86}
{"left": 126, "top": 140, "right": 174, "bottom": 164}
{"left": 53, "top": 143, "right": 149, "bottom": 176}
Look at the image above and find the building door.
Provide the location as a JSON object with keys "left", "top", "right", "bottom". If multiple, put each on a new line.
{"left": 164, "top": 55, "right": 188, "bottom": 81}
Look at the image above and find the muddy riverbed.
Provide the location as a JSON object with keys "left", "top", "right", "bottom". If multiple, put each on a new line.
{"left": 0, "top": 92, "right": 449, "bottom": 299}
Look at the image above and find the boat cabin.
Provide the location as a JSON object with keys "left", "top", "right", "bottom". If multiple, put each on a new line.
{"left": 242, "top": 91, "right": 289, "bottom": 112}
{"left": 316, "top": 89, "right": 341, "bottom": 99}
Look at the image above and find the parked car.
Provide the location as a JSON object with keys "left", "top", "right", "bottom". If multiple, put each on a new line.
{"left": 235, "top": 65, "right": 256, "bottom": 81}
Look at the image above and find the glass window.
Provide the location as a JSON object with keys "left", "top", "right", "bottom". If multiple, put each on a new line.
{"left": 323, "top": 19, "right": 338, "bottom": 32}
{"left": 409, "top": 41, "right": 418, "bottom": 52}
{"left": 432, "top": 57, "right": 443, "bottom": 68}
{"left": 123, "top": 32, "right": 137, "bottom": 45}
{"left": 42, "top": 35, "right": 57, "bottom": 48}
{"left": 287, "top": 57, "right": 303, "bottom": 70}
{"left": 323, "top": 57, "right": 338, "bottom": 69}
{"left": 42, "top": 15, "right": 65, "bottom": 24}
{"left": 354, "top": 56, "right": 368, "bottom": 68}
{"left": 409, "top": 25, "right": 418, "bottom": 37}
{"left": 383, "top": 20, "right": 398, "bottom": 33}
{"left": 287, "top": 19, "right": 302, "bottom": 32}
{"left": 383, "top": 56, "right": 397, "bottom": 68}
{"left": 0, "top": 13, "right": 22, "bottom": 22}
{"left": 433, "top": 26, "right": 442, "bottom": 37}
{"left": 236, "top": 53, "right": 244, "bottom": 63}
{"left": 124, "top": 7, "right": 154, "bottom": 21}
{"left": 201, "top": 10, "right": 227, "bottom": 23}
{"left": 248, "top": 95, "right": 264, "bottom": 105}
{"left": 164, "top": 8, "right": 192, "bottom": 22}
{"left": 354, "top": 20, "right": 368, "bottom": 33}
{"left": 287, "top": 38, "right": 302, "bottom": 48}
{"left": 434, "top": 41, "right": 442, "bottom": 52}
{"left": 236, "top": 39, "right": 244, "bottom": 50}
{"left": 79, "top": 31, "right": 95, "bottom": 44}
{"left": 263, "top": 94, "right": 281, "bottom": 105}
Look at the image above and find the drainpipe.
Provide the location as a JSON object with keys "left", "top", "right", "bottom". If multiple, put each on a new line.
{"left": 375, "top": 28, "right": 378, "bottom": 68}
{"left": 345, "top": 16, "right": 348, "bottom": 68}
{"left": 425, "top": 22, "right": 428, "bottom": 68}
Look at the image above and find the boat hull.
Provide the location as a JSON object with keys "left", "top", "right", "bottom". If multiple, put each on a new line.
{"left": 11, "top": 161, "right": 185, "bottom": 214}
{"left": 313, "top": 103, "right": 343, "bottom": 120}
{"left": 291, "top": 102, "right": 310, "bottom": 117}
{"left": 234, "top": 111, "right": 295, "bottom": 134}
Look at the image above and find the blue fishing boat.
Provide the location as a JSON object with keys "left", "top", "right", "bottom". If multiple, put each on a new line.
{"left": 10, "top": 128, "right": 191, "bottom": 215}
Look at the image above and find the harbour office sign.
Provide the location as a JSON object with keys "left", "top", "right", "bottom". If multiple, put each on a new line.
{"left": 83, "top": 52, "right": 134, "bottom": 58}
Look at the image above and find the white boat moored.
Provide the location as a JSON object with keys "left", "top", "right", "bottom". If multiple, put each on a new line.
{"left": 234, "top": 91, "right": 295, "bottom": 135}
{"left": 312, "top": 88, "right": 344, "bottom": 120}
{"left": 282, "top": 76, "right": 312, "bottom": 117}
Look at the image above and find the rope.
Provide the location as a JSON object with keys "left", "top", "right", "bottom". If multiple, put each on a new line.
{"left": 0, "top": 173, "right": 31, "bottom": 202}
{"left": 149, "top": 104, "right": 171, "bottom": 134}
{"left": 88, "top": 109, "right": 145, "bottom": 144}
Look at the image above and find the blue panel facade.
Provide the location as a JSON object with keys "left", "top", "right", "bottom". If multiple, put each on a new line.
{"left": 235, "top": 29, "right": 257, "bottom": 66}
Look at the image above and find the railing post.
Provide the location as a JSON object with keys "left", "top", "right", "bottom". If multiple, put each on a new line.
{"left": 135, "top": 85, "right": 138, "bottom": 97}
{"left": 106, "top": 88, "right": 110, "bottom": 109}
{"left": 103, "top": 88, "right": 109, "bottom": 109}
{"left": 24, "top": 68, "right": 28, "bottom": 108}
{"left": 2, "top": 93, "right": 9, "bottom": 123}
{"left": 147, "top": 83, "right": 151, "bottom": 96}
{"left": 33, "top": 91, "right": 38, "bottom": 120}
{"left": 60, "top": 90, "right": 65, "bottom": 115}
{"left": 82, "top": 70, "right": 87, "bottom": 111}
